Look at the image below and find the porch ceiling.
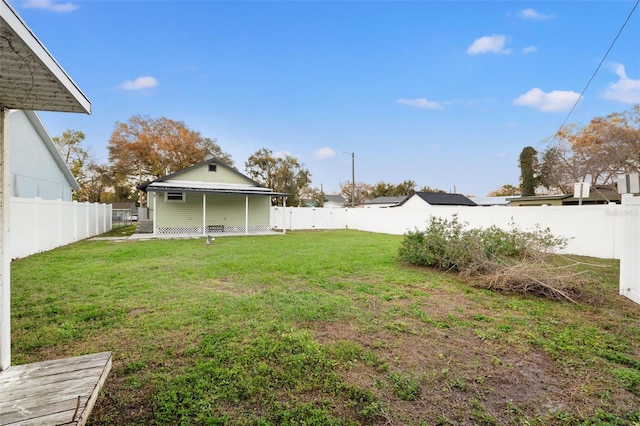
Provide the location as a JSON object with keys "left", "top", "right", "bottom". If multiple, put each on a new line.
{"left": 143, "top": 181, "right": 289, "bottom": 197}
{"left": 0, "top": 0, "right": 91, "bottom": 113}
{"left": 146, "top": 184, "right": 289, "bottom": 197}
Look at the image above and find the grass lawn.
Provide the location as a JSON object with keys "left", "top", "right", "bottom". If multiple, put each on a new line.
{"left": 10, "top": 230, "right": 640, "bottom": 425}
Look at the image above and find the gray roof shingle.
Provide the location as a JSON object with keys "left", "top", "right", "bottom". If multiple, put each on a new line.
{"left": 400, "top": 192, "right": 477, "bottom": 206}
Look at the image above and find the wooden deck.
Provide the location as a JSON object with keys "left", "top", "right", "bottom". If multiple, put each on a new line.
{"left": 0, "top": 351, "right": 112, "bottom": 426}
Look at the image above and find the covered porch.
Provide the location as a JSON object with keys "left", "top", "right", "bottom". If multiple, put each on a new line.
{"left": 145, "top": 184, "right": 288, "bottom": 236}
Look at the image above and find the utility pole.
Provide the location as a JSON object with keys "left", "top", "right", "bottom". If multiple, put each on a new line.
{"left": 343, "top": 151, "right": 355, "bottom": 207}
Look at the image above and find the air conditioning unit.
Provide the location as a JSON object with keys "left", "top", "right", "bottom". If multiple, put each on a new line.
{"left": 617, "top": 173, "right": 640, "bottom": 194}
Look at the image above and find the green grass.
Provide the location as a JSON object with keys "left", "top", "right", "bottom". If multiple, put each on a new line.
{"left": 10, "top": 230, "right": 640, "bottom": 425}
{"left": 98, "top": 224, "right": 137, "bottom": 237}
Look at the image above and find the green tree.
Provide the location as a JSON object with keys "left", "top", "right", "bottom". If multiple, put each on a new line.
{"left": 339, "top": 181, "right": 372, "bottom": 206}
{"left": 298, "top": 186, "right": 325, "bottom": 207}
{"left": 418, "top": 186, "right": 446, "bottom": 193}
{"left": 108, "top": 115, "right": 233, "bottom": 201}
{"left": 369, "top": 180, "right": 417, "bottom": 198}
{"left": 488, "top": 184, "right": 520, "bottom": 197}
{"left": 52, "top": 129, "right": 100, "bottom": 201}
{"left": 519, "top": 146, "right": 539, "bottom": 196}
{"left": 540, "top": 104, "right": 640, "bottom": 193}
{"left": 245, "top": 148, "right": 311, "bottom": 207}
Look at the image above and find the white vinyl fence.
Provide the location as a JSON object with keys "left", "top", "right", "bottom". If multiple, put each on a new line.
{"left": 272, "top": 200, "right": 640, "bottom": 305}
{"left": 272, "top": 204, "right": 628, "bottom": 258}
{"left": 10, "top": 197, "right": 111, "bottom": 259}
{"left": 619, "top": 195, "right": 640, "bottom": 305}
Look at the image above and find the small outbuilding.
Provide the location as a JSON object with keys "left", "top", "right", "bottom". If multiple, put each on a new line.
{"left": 140, "top": 158, "right": 287, "bottom": 236}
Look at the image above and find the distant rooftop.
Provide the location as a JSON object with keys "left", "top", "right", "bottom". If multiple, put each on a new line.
{"left": 362, "top": 195, "right": 407, "bottom": 205}
{"left": 400, "top": 192, "right": 477, "bottom": 206}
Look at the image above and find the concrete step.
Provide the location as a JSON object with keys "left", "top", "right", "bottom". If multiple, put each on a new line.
{"left": 135, "top": 219, "right": 153, "bottom": 233}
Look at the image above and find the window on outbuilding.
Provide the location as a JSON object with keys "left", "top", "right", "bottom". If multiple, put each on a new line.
{"left": 165, "top": 192, "right": 186, "bottom": 203}
{"left": 208, "top": 164, "right": 217, "bottom": 172}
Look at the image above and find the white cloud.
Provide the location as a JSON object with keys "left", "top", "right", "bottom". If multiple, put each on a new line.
{"left": 397, "top": 98, "right": 443, "bottom": 110}
{"left": 22, "top": 0, "right": 77, "bottom": 12}
{"left": 313, "top": 147, "right": 336, "bottom": 160}
{"left": 513, "top": 88, "right": 581, "bottom": 112}
{"left": 119, "top": 76, "right": 158, "bottom": 91}
{"left": 467, "top": 35, "right": 512, "bottom": 55}
{"left": 518, "top": 8, "right": 556, "bottom": 20}
{"left": 601, "top": 63, "right": 640, "bottom": 104}
{"left": 522, "top": 46, "right": 538, "bottom": 54}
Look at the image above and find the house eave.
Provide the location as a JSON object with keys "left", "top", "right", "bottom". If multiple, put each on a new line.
{"left": 145, "top": 184, "right": 288, "bottom": 197}
{"left": 0, "top": 0, "right": 91, "bottom": 114}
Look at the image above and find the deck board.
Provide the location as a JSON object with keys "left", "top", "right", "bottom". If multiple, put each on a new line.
{"left": 0, "top": 352, "right": 112, "bottom": 426}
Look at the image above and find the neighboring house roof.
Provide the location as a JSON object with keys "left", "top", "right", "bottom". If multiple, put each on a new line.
{"left": 399, "top": 192, "right": 477, "bottom": 206}
{"left": 472, "top": 196, "right": 510, "bottom": 206}
{"left": 325, "top": 194, "right": 346, "bottom": 204}
{"left": 140, "top": 158, "right": 289, "bottom": 196}
{"left": 362, "top": 196, "right": 407, "bottom": 206}
{"left": 0, "top": 0, "right": 91, "bottom": 113}
{"left": 11, "top": 110, "right": 80, "bottom": 191}
{"left": 507, "top": 186, "right": 621, "bottom": 206}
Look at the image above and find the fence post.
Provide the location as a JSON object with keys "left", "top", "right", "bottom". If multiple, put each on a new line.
{"left": 85, "top": 202, "right": 89, "bottom": 238}
{"left": 620, "top": 194, "right": 640, "bottom": 305}
{"left": 35, "top": 196, "right": 41, "bottom": 253}
{"left": 57, "top": 199, "right": 62, "bottom": 247}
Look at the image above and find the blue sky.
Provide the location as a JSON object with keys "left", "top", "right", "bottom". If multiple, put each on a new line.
{"left": 14, "top": 0, "right": 640, "bottom": 197}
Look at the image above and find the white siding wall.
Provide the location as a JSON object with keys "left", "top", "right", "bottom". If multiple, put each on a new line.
{"left": 156, "top": 192, "right": 202, "bottom": 231}
{"left": 167, "top": 163, "right": 254, "bottom": 185}
{"left": 9, "top": 110, "right": 75, "bottom": 201}
{"left": 205, "top": 194, "right": 269, "bottom": 227}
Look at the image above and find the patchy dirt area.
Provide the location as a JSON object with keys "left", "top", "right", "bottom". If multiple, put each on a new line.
{"left": 312, "top": 282, "right": 639, "bottom": 425}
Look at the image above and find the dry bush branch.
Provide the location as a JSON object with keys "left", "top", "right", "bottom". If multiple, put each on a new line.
{"left": 400, "top": 216, "right": 604, "bottom": 303}
{"left": 473, "top": 261, "right": 599, "bottom": 303}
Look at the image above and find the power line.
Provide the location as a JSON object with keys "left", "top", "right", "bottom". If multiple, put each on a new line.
{"left": 552, "top": 0, "right": 639, "bottom": 139}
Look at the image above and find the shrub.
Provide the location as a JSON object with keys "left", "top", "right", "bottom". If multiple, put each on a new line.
{"left": 399, "top": 215, "right": 566, "bottom": 273}
{"left": 398, "top": 216, "right": 597, "bottom": 303}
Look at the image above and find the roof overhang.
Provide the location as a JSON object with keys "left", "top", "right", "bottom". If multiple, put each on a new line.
{"left": 0, "top": 0, "right": 91, "bottom": 113}
{"left": 144, "top": 181, "right": 289, "bottom": 197}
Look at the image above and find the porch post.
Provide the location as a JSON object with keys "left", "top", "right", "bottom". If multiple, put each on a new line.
{"left": 0, "top": 107, "right": 11, "bottom": 370}
{"left": 202, "top": 193, "right": 206, "bottom": 236}
{"left": 282, "top": 197, "right": 287, "bottom": 235}
{"left": 153, "top": 192, "right": 157, "bottom": 236}
{"left": 245, "top": 195, "right": 249, "bottom": 235}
